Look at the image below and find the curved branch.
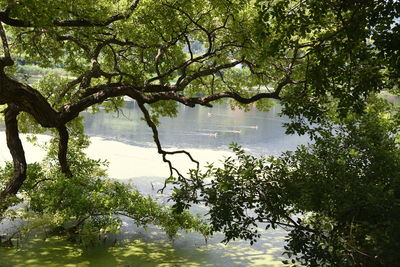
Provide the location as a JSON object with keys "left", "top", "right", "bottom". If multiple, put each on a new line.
{"left": 163, "top": 3, "right": 214, "bottom": 54}
{"left": 0, "top": 0, "right": 140, "bottom": 28}
{"left": 0, "top": 104, "right": 26, "bottom": 205}
{"left": 60, "top": 83, "right": 133, "bottom": 122}
{"left": 0, "top": 8, "right": 30, "bottom": 27}
{"left": 178, "top": 60, "right": 243, "bottom": 88}
{"left": 55, "top": 74, "right": 85, "bottom": 106}
{"left": 141, "top": 90, "right": 281, "bottom": 108}
{"left": 137, "top": 101, "right": 199, "bottom": 185}
{"left": 56, "top": 35, "right": 91, "bottom": 55}
{"left": 0, "top": 76, "right": 59, "bottom": 127}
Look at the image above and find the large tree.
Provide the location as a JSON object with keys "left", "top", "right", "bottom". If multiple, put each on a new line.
{"left": 0, "top": 0, "right": 398, "bottom": 264}
{"left": 0, "top": 0, "right": 294, "bottom": 204}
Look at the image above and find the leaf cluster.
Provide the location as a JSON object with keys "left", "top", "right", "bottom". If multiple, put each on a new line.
{"left": 173, "top": 101, "right": 400, "bottom": 266}
{"left": 0, "top": 128, "right": 209, "bottom": 246}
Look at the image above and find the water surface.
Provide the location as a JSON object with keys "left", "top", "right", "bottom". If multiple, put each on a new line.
{"left": 83, "top": 101, "right": 308, "bottom": 156}
{"left": 1, "top": 102, "right": 309, "bottom": 266}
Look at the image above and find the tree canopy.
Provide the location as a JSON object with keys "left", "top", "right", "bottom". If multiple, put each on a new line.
{"left": 0, "top": 0, "right": 399, "bottom": 265}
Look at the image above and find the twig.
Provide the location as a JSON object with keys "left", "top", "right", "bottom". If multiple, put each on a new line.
{"left": 0, "top": 21, "right": 13, "bottom": 67}
{"left": 137, "top": 101, "right": 199, "bottom": 192}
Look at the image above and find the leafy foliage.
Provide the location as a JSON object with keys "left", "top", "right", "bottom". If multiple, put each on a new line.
{"left": 255, "top": 0, "right": 400, "bottom": 127}
{"left": 0, "top": 129, "right": 209, "bottom": 246}
{"left": 0, "top": 0, "right": 399, "bottom": 265}
{"left": 173, "top": 101, "right": 400, "bottom": 266}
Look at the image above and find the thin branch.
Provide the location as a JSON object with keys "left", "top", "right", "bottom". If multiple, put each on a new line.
{"left": 29, "top": 178, "right": 53, "bottom": 190}
{"left": 136, "top": 101, "right": 199, "bottom": 192}
{"left": 164, "top": 4, "right": 214, "bottom": 54}
{"left": 55, "top": 74, "right": 85, "bottom": 106}
{"left": 0, "top": 22, "right": 13, "bottom": 67}
{"left": 178, "top": 60, "right": 243, "bottom": 88}
{"left": 56, "top": 34, "right": 91, "bottom": 55}
{"left": 184, "top": 35, "right": 194, "bottom": 60}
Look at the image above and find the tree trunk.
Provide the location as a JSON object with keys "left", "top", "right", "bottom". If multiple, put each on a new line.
{"left": 57, "top": 126, "right": 72, "bottom": 177}
{"left": 0, "top": 104, "right": 27, "bottom": 207}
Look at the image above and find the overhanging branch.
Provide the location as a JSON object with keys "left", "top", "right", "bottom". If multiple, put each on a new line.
{"left": 137, "top": 101, "right": 199, "bottom": 185}
{"left": 0, "top": 0, "right": 140, "bottom": 28}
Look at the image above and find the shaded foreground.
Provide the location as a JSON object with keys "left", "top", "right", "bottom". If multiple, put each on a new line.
{"left": 0, "top": 229, "right": 285, "bottom": 267}
{"left": 0, "top": 134, "right": 287, "bottom": 266}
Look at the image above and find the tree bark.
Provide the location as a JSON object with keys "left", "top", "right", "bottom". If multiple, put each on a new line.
{"left": 57, "top": 126, "right": 72, "bottom": 177}
{"left": 0, "top": 104, "right": 27, "bottom": 204}
{"left": 0, "top": 74, "right": 59, "bottom": 127}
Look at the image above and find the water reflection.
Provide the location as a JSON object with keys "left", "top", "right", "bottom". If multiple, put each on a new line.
{"left": 80, "top": 102, "right": 310, "bottom": 266}
{"left": 1, "top": 102, "right": 310, "bottom": 267}
{"left": 83, "top": 101, "right": 308, "bottom": 156}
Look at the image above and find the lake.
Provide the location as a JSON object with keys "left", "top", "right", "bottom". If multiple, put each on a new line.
{"left": 83, "top": 101, "right": 308, "bottom": 156}
{"left": 1, "top": 101, "right": 309, "bottom": 267}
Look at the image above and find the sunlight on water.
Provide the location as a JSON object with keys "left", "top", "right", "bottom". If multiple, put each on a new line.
{"left": 0, "top": 133, "right": 288, "bottom": 266}
{"left": 0, "top": 103, "right": 309, "bottom": 266}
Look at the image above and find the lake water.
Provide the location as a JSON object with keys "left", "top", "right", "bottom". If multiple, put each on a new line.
{"left": 1, "top": 102, "right": 309, "bottom": 267}
{"left": 82, "top": 102, "right": 308, "bottom": 267}
{"left": 2, "top": 94, "right": 398, "bottom": 266}
{"left": 83, "top": 101, "right": 308, "bottom": 156}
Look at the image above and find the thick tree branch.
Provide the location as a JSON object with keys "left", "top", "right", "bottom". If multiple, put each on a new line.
{"left": 140, "top": 91, "right": 279, "bottom": 108}
{"left": 57, "top": 126, "right": 72, "bottom": 177}
{"left": 0, "top": 0, "right": 140, "bottom": 28}
{"left": 60, "top": 83, "right": 134, "bottom": 122}
{"left": 0, "top": 76, "right": 59, "bottom": 127}
{"left": 0, "top": 8, "right": 30, "bottom": 27}
{"left": 0, "top": 104, "right": 26, "bottom": 205}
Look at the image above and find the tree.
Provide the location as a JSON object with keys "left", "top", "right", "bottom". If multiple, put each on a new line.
{"left": 0, "top": 0, "right": 294, "bottom": 206}
{"left": 173, "top": 100, "right": 400, "bottom": 266}
{"left": 0, "top": 0, "right": 398, "bottom": 263}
